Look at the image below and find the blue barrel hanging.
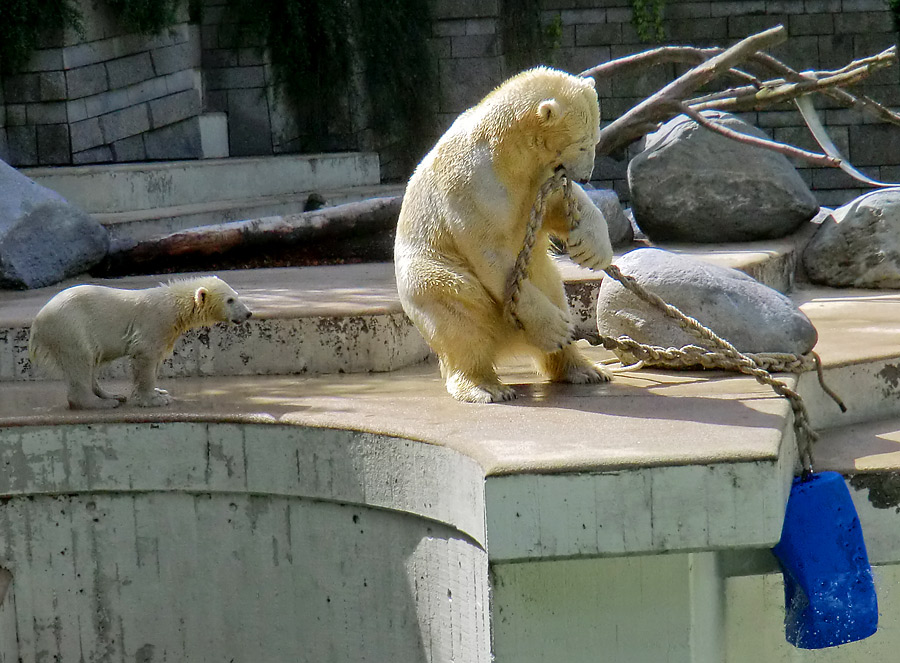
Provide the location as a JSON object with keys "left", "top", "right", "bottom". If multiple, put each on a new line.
{"left": 771, "top": 471, "right": 878, "bottom": 649}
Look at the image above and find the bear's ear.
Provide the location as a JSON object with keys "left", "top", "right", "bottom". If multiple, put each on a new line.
{"left": 537, "top": 99, "right": 562, "bottom": 125}
{"left": 194, "top": 287, "right": 208, "bottom": 306}
{"left": 583, "top": 76, "right": 596, "bottom": 89}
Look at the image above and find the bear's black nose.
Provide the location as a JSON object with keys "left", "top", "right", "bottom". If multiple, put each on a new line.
{"left": 245, "top": 310, "right": 253, "bottom": 320}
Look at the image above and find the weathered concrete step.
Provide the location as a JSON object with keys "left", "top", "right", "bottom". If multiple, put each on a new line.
{"left": 809, "top": 416, "right": 900, "bottom": 566}
{"left": 0, "top": 344, "right": 799, "bottom": 561}
{"left": 96, "top": 183, "right": 408, "bottom": 242}
{"left": 0, "top": 264, "right": 430, "bottom": 382}
{"left": 0, "top": 234, "right": 806, "bottom": 382}
{"left": 22, "top": 153, "right": 381, "bottom": 215}
{"left": 795, "top": 286, "right": 900, "bottom": 429}
{"left": 0, "top": 233, "right": 814, "bottom": 382}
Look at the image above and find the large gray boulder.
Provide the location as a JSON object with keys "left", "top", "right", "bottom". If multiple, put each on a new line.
{"left": 0, "top": 160, "right": 109, "bottom": 289}
{"left": 627, "top": 111, "right": 819, "bottom": 243}
{"left": 597, "top": 248, "right": 817, "bottom": 365}
{"left": 803, "top": 188, "right": 900, "bottom": 288}
{"left": 583, "top": 185, "right": 634, "bottom": 248}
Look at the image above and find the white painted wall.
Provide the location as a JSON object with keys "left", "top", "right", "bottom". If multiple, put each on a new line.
{"left": 0, "top": 493, "right": 490, "bottom": 663}
{"left": 0, "top": 422, "right": 490, "bottom": 662}
{"left": 490, "top": 553, "right": 725, "bottom": 663}
{"left": 725, "top": 565, "right": 900, "bottom": 662}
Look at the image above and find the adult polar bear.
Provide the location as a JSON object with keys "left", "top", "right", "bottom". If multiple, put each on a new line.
{"left": 395, "top": 67, "right": 614, "bottom": 403}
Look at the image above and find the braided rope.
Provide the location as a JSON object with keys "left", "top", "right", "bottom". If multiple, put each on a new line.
{"left": 505, "top": 169, "right": 569, "bottom": 330}
{"left": 507, "top": 168, "right": 832, "bottom": 473}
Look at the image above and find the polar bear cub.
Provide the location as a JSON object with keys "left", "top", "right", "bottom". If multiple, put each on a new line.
{"left": 395, "top": 66, "right": 614, "bottom": 403}
{"left": 29, "top": 275, "right": 252, "bottom": 409}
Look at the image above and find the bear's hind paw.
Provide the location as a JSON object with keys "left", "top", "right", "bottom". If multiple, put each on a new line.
{"left": 448, "top": 378, "right": 517, "bottom": 404}
{"left": 68, "top": 396, "right": 122, "bottom": 410}
{"left": 130, "top": 391, "right": 173, "bottom": 408}
{"left": 558, "top": 362, "right": 613, "bottom": 385}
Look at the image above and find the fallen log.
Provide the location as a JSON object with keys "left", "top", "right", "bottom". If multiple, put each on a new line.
{"left": 93, "top": 195, "right": 402, "bottom": 276}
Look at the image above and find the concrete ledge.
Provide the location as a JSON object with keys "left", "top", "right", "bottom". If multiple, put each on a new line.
{"left": 22, "top": 153, "right": 381, "bottom": 213}
{"left": 0, "top": 345, "right": 800, "bottom": 562}
{"left": 0, "top": 421, "right": 487, "bottom": 546}
{"left": 1, "top": 264, "right": 430, "bottom": 381}
{"left": 0, "top": 419, "right": 491, "bottom": 662}
{"left": 95, "top": 183, "right": 407, "bottom": 242}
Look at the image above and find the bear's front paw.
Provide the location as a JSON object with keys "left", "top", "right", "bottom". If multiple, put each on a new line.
{"left": 130, "top": 390, "right": 173, "bottom": 408}
{"left": 514, "top": 283, "right": 575, "bottom": 352}
{"left": 567, "top": 223, "right": 613, "bottom": 271}
{"left": 522, "top": 305, "right": 575, "bottom": 353}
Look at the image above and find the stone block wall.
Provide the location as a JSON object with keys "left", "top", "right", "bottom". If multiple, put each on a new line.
{"left": 429, "top": 0, "right": 899, "bottom": 206}
{"left": 0, "top": 0, "right": 203, "bottom": 166}
{"left": 0, "top": 0, "right": 897, "bottom": 205}
{"left": 198, "top": 0, "right": 306, "bottom": 157}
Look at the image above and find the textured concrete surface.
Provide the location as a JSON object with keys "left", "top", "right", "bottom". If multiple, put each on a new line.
{"left": 0, "top": 349, "right": 794, "bottom": 478}
{"left": 0, "top": 420, "right": 491, "bottom": 663}
{"left": 96, "top": 183, "right": 407, "bottom": 242}
{"left": 23, "top": 153, "right": 380, "bottom": 214}
{"left": 1, "top": 264, "right": 430, "bottom": 380}
{"left": 4, "top": 239, "right": 900, "bottom": 662}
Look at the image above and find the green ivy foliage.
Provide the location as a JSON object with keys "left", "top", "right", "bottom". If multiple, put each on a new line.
{"left": 106, "top": 0, "right": 182, "bottom": 34}
{"left": 632, "top": 0, "right": 666, "bottom": 43}
{"left": 357, "top": 0, "right": 435, "bottom": 161}
{"left": 226, "top": 0, "right": 435, "bottom": 166}
{"left": 501, "top": 0, "right": 563, "bottom": 74}
{"left": 224, "top": 0, "right": 352, "bottom": 146}
{"left": 0, "top": 0, "right": 81, "bottom": 73}
{"left": 889, "top": 0, "right": 900, "bottom": 31}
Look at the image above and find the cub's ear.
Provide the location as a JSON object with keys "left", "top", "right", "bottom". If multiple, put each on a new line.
{"left": 194, "top": 287, "right": 208, "bottom": 306}
{"left": 537, "top": 99, "right": 562, "bottom": 125}
{"left": 583, "top": 76, "right": 596, "bottom": 89}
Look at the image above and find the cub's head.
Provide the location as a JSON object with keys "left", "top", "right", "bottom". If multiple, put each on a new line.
{"left": 190, "top": 276, "right": 253, "bottom": 324}
{"left": 501, "top": 67, "right": 600, "bottom": 182}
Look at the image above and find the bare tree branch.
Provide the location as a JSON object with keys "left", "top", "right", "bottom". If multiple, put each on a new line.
{"left": 675, "top": 103, "right": 841, "bottom": 167}
{"left": 581, "top": 46, "right": 760, "bottom": 88}
{"left": 688, "top": 50, "right": 895, "bottom": 113}
{"left": 590, "top": 25, "right": 899, "bottom": 161}
{"left": 731, "top": 49, "right": 900, "bottom": 126}
{"left": 595, "top": 25, "right": 788, "bottom": 155}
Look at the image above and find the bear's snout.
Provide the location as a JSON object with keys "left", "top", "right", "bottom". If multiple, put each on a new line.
{"left": 232, "top": 310, "right": 252, "bottom": 323}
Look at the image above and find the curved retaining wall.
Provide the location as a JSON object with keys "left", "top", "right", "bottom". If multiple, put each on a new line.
{"left": 3, "top": 312, "right": 432, "bottom": 382}
{"left": 0, "top": 422, "right": 490, "bottom": 663}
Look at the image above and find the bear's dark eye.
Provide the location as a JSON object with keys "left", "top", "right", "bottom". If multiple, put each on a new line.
{"left": 227, "top": 297, "right": 234, "bottom": 304}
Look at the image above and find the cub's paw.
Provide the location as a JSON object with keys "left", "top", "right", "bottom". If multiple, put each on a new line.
{"left": 447, "top": 374, "right": 517, "bottom": 403}
{"left": 130, "top": 390, "right": 173, "bottom": 408}
{"left": 94, "top": 386, "right": 127, "bottom": 403}
{"left": 69, "top": 396, "right": 122, "bottom": 410}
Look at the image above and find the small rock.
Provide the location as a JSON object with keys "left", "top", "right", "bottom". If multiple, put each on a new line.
{"left": 597, "top": 248, "right": 817, "bottom": 364}
{"left": 627, "top": 111, "right": 819, "bottom": 242}
{"left": 0, "top": 159, "right": 109, "bottom": 289}
{"left": 583, "top": 185, "right": 634, "bottom": 248}
{"left": 803, "top": 188, "right": 900, "bottom": 288}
